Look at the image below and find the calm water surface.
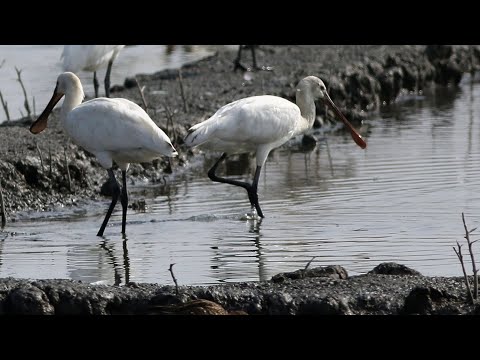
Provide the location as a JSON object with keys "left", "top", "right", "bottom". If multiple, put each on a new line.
{"left": 2, "top": 63, "right": 480, "bottom": 286}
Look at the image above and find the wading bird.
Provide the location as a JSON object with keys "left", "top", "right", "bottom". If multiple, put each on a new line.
{"left": 184, "top": 76, "right": 366, "bottom": 218}
{"left": 30, "top": 72, "right": 178, "bottom": 236}
{"left": 62, "top": 45, "right": 125, "bottom": 98}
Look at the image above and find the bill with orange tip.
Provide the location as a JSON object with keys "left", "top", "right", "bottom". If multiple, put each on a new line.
{"left": 323, "top": 92, "right": 367, "bottom": 149}
{"left": 30, "top": 85, "right": 63, "bottom": 134}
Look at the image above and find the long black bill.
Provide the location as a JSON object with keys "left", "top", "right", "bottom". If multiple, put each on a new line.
{"left": 30, "top": 86, "right": 64, "bottom": 134}
{"left": 323, "top": 93, "right": 367, "bottom": 149}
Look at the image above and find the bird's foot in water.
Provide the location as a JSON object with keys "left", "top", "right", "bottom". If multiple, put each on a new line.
{"left": 241, "top": 207, "right": 263, "bottom": 221}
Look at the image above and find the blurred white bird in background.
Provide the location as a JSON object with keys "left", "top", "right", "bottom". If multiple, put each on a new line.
{"left": 61, "top": 45, "right": 125, "bottom": 98}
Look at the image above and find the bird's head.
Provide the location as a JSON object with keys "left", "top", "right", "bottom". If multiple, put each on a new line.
{"left": 30, "top": 72, "right": 84, "bottom": 134}
{"left": 298, "top": 76, "right": 367, "bottom": 149}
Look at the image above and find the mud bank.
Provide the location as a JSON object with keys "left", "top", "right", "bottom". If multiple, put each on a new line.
{"left": 0, "top": 263, "right": 477, "bottom": 315}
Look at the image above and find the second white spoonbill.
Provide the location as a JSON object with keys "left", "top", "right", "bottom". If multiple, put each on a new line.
{"left": 62, "top": 45, "right": 125, "bottom": 98}
{"left": 30, "top": 72, "right": 178, "bottom": 236}
{"left": 184, "top": 75, "right": 366, "bottom": 218}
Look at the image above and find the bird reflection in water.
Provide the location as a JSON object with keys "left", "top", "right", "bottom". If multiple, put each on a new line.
{"left": 99, "top": 234, "right": 131, "bottom": 286}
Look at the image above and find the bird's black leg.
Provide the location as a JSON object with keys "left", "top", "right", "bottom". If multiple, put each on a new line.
{"left": 97, "top": 169, "right": 121, "bottom": 236}
{"left": 120, "top": 170, "right": 128, "bottom": 234}
{"left": 93, "top": 71, "right": 99, "bottom": 98}
{"left": 208, "top": 153, "right": 265, "bottom": 218}
{"left": 250, "top": 45, "right": 259, "bottom": 70}
{"left": 233, "top": 46, "right": 248, "bottom": 72}
{"left": 248, "top": 165, "right": 264, "bottom": 217}
{"left": 105, "top": 59, "right": 113, "bottom": 98}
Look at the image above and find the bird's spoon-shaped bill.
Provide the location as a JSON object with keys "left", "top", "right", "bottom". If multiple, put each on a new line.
{"left": 324, "top": 93, "right": 367, "bottom": 149}
{"left": 30, "top": 86, "right": 64, "bottom": 134}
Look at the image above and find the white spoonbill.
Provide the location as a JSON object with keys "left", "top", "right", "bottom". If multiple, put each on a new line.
{"left": 184, "top": 75, "right": 366, "bottom": 218}
{"left": 62, "top": 45, "right": 125, "bottom": 98}
{"left": 30, "top": 72, "right": 178, "bottom": 236}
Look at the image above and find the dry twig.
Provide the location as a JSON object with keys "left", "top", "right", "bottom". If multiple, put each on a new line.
{"left": 0, "top": 91, "right": 10, "bottom": 122}
{"left": 0, "top": 180, "right": 6, "bottom": 227}
{"left": 462, "top": 212, "right": 478, "bottom": 299}
{"left": 15, "top": 67, "right": 32, "bottom": 120}
{"left": 178, "top": 69, "right": 189, "bottom": 113}
{"left": 64, "top": 145, "right": 72, "bottom": 192}
{"left": 168, "top": 263, "right": 179, "bottom": 295}
{"left": 135, "top": 76, "right": 148, "bottom": 111}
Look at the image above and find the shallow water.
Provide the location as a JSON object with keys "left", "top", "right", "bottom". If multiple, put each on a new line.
{"left": 2, "top": 72, "right": 480, "bottom": 286}
{"left": 0, "top": 45, "right": 223, "bottom": 123}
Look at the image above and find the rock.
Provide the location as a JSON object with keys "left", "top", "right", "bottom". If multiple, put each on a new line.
{"left": 368, "top": 263, "right": 422, "bottom": 276}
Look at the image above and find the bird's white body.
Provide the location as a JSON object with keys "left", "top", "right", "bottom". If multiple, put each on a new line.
{"left": 64, "top": 97, "right": 176, "bottom": 170}
{"left": 185, "top": 95, "right": 308, "bottom": 167}
{"left": 62, "top": 45, "right": 125, "bottom": 73}
{"left": 33, "top": 72, "right": 177, "bottom": 171}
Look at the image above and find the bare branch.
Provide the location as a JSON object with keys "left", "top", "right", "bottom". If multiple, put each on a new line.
{"left": 462, "top": 212, "right": 478, "bottom": 299}
{"left": 0, "top": 179, "right": 6, "bottom": 227}
{"left": 134, "top": 76, "right": 148, "bottom": 111}
{"left": 163, "top": 104, "right": 177, "bottom": 147}
{"left": 64, "top": 145, "right": 72, "bottom": 193}
{"left": 453, "top": 242, "right": 475, "bottom": 304}
{"left": 0, "top": 91, "right": 10, "bottom": 122}
{"left": 48, "top": 143, "right": 52, "bottom": 178}
{"left": 178, "top": 68, "right": 189, "bottom": 113}
{"left": 168, "top": 263, "right": 179, "bottom": 295}
{"left": 304, "top": 256, "right": 317, "bottom": 270}
{"left": 15, "top": 67, "right": 32, "bottom": 120}
{"left": 35, "top": 140, "right": 45, "bottom": 173}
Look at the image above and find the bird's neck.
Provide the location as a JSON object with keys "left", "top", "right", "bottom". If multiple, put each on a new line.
{"left": 60, "top": 89, "right": 84, "bottom": 124}
{"left": 294, "top": 89, "right": 316, "bottom": 136}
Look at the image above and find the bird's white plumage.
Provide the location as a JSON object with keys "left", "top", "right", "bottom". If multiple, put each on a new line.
{"left": 185, "top": 95, "right": 302, "bottom": 164}
{"left": 35, "top": 72, "right": 176, "bottom": 171}
{"left": 64, "top": 97, "right": 176, "bottom": 169}
{"left": 62, "top": 45, "right": 125, "bottom": 72}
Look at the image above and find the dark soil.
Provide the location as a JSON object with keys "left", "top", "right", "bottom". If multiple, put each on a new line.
{"left": 1, "top": 45, "right": 480, "bottom": 314}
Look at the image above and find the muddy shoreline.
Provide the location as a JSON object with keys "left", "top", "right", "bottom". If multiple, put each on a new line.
{"left": 1, "top": 45, "right": 480, "bottom": 314}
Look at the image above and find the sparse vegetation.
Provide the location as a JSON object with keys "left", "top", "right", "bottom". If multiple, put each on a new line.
{"left": 14, "top": 67, "right": 33, "bottom": 120}
{"left": 0, "top": 179, "right": 5, "bottom": 227}
{"left": 453, "top": 212, "right": 479, "bottom": 303}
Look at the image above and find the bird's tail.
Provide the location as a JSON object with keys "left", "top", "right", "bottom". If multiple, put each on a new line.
{"left": 184, "top": 122, "right": 212, "bottom": 148}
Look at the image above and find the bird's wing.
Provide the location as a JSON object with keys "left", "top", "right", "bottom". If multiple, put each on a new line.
{"left": 65, "top": 98, "right": 174, "bottom": 155}
{"left": 186, "top": 95, "right": 300, "bottom": 147}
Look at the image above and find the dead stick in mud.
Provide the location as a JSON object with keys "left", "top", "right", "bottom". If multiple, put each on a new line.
{"left": 163, "top": 104, "right": 177, "bottom": 147}
{"left": 168, "top": 263, "right": 179, "bottom": 295}
{"left": 15, "top": 67, "right": 32, "bottom": 120}
{"left": 304, "top": 256, "right": 317, "bottom": 270}
{"left": 453, "top": 241, "right": 475, "bottom": 304}
{"left": 64, "top": 146, "right": 72, "bottom": 193}
{"left": 462, "top": 212, "right": 479, "bottom": 299}
{"left": 48, "top": 144, "right": 52, "bottom": 178}
{"left": 178, "top": 69, "right": 189, "bottom": 113}
{"left": 0, "top": 91, "right": 10, "bottom": 122}
{"left": 0, "top": 180, "right": 6, "bottom": 227}
{"left": 35, "top": 140, "right": 45, "bottom": 173}
{"left": 135, "top": 76, "right": 148, "bottom": 111}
